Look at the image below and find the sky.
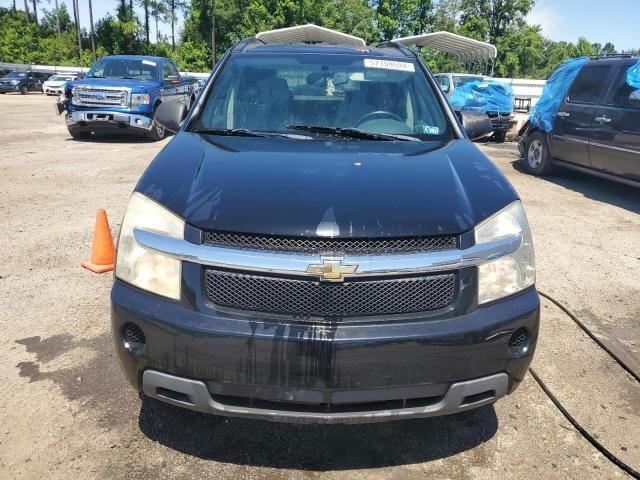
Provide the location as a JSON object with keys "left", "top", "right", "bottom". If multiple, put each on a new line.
{"left": 527, "top": 0, "right": 639, "bottom": 51}
{"left": 2, "top": 0, "right": 638, "bottom": 52}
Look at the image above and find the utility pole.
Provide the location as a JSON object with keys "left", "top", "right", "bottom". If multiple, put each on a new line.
{"left": 88, "top": 0, "right": 96, "bottom": 61}
{"left": 211, "top": 0, "right": 216, "bottom": 67}
{"left": 54, "top": 0, "right": 61, "bottom": 38}
{"left": 72, "top": 0, "right": 82, "bottom": 66}
{"left": 23, "top": 0, "right": 29, "bottom": 25}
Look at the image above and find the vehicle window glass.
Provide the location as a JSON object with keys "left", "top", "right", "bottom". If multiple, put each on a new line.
{"left": 453, "top": 75, "right": 484, "bottom": 87}
{"left": 6, "top": 72, "right": 27, "bottom": 78}
{"left": 606, "top": 66, "right": 640, "bottom": 109}
{"left": 163, "top": 63, "right": 172, "bottom": 80}
{"left": 194, "top": 54, "right": 451, "bottom": 141}
{"left": 566, "top": 66, "right": 611, "bottom": 104}
{"left": 86, "top": 58, "right": 158, "bottom": 80}
{"left": 437, "top": 76, "right": 450, "bottom": 91}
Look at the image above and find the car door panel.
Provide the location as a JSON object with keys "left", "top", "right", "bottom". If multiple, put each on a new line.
{"left": 550, "top": 65, "right": 612, "bottom": 167}
{"left": 589, "top": 63, "right": 640, "bottom": 180}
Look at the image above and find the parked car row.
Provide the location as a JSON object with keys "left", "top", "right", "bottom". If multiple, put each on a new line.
{"left": 0, "top": 70, "right": 82, "bottom": 95}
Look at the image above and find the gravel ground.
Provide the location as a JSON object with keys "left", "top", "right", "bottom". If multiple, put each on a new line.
{"left": 0, "top": 94, "right": 638, "bottom": 479}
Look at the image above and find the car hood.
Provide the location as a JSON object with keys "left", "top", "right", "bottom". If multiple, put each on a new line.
{"left": 69, "top": 78, "right": 160, "bottom": 91}
{"left": 136, "top": 133, "right": 518, "bottom": 237}
{"left": 44, "top": 80, "right": 69, "bottom": 86}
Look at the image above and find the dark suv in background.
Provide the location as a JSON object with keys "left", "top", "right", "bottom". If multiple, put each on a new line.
{"left": 520, "top": 56, "right": 640, "bottom": 187}
{"left": 0, "top": 71, "right": 48, "bottom": 95}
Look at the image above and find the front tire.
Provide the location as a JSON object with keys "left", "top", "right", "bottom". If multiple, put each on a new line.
{"left": 524, "top": 130, "right": 554, "bottom": 176}
{"left": 147, "top": 108, "right": 167, "bottom": 141}
{"left": 20, "top": 85, "right": 28, "bottom": 95}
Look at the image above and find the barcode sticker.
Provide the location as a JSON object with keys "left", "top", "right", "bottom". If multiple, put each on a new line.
{"left": 364, "top": 58, "right": 415, "bottom": 72}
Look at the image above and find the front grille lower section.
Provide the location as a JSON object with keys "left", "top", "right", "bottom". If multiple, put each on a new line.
{"left": 73, "top": 87, "right": 129, "bottom": 107}
{"left": 203, "top": 231, "right": 457, "bottom": 255}
{"left": 204, "top": 270, "right": 456, "bottom": 319}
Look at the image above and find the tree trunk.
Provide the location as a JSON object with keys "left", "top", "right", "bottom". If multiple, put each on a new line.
{"left": 144, "top": 1, "right": 150, "bottom": 47}
{"left": 72, "top": 0, "right": 82, "bottom": 65}
{"left": 170, "top": 0, "right": 175, "bottom": 51}
{"left": 54, "top": 0, "right": 60, "bottom": 38}
{"left": 31, "top": 0, "right": 37, "bottom": 24}
{"left": 155, "top": 15, "right": 159, "bottom": 43}
{"left": 211, "top": 0, "right": 216, "bottom": 67}
{"left": 88, "top": 0, "right": 96, "bottom": 61}
{"left": 23, "top": 0, "right": 29, "bottom": 25}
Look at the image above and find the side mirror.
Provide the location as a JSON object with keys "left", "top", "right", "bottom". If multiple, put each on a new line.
{"left": 458, "top": 110, "right": 493, "bottom": 141}
{"left": 628, "top": 90, "right": 640, "bottom": 107}
{"left": 155, "top": 100, "right": 188, "bottom": 133}
{"left": 166, "top": 74, "right": 181, "bottom": 84}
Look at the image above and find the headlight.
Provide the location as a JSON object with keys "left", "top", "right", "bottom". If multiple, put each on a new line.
{"left": 115, "top": 192, "right": 184, "bottom": 300}
{"left": 131, "top": 93, "right": 150, "bottom": 108}
{"left": 10, "top": 80, "right": 20, "bottom": 85}
{"left": 475, "top": 201, "right": 535, "bottom": 304}
{"left": 71, "top": 87, "right": 78, "bottom": 104}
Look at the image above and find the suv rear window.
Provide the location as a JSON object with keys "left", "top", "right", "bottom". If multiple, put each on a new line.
{"left": 194, "top": 53, "right": 451, "bottom": 141}
{"left": 566, "top": 66, "right": 611, "bottom": 104}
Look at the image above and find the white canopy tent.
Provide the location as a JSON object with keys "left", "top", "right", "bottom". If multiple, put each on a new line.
{"left": 391, "top": 31, "right": 497, "bottom": 62}
{"left": 256, "top": 24, "right": 367, "bottom": 48}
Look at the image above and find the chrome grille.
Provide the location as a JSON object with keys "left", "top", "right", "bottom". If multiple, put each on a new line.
{"left": 73, "top": 86, "right": 129, "bottom": 107}
{"left": 204, "top": 270, "right": 456, "bottom": 319}
{"left": 203, "top": 231, "right": 457, "bottom": 255}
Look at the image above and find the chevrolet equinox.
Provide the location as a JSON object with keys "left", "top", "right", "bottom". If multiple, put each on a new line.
{"left": 111, "top": 33, "right": 539, "bottom": 424}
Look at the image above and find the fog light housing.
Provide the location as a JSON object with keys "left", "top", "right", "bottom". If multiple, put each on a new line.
{"left": 508, "top": 327, "right": 531, "bottom": 357}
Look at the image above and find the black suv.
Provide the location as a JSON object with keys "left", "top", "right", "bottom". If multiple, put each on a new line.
{"left": 0, "top": 71, "right": 48, "bottom": 95}
{"left": 520, "top": 56, "right": 640, "bottom": 186}
{"left": 110, "top": 32, "right": 539, "bottom": 423}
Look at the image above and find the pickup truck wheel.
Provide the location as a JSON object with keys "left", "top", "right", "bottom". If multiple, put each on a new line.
{"left": 491, "top": 130, "right": 507, "bottom": 143}
{"left": 20, "top": 85, "right": 28, "bottom": 95}
{"left": 147, "top": 107, "right": 167, "bottom": 141}
{"left": 524, "top": 131, "right": 554, "bottom": 176}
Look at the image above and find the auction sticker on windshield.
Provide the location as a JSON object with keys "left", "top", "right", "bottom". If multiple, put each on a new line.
{"left": 364, "top": 58, "right": 415, "bottom": 73}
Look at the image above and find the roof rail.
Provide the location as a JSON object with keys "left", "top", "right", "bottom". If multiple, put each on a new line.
{"left": 376, "top": 41, "right": 417, "bottom": 58}
{"left": 391, "top": 31, "right": 497, "bottom": 62}
{"left": 233, "top": 37, "right": 266, "bottom": 52}
{"left": 590, "top": 54, "right": 636, "bottom": 60}
{"left": 255, "top": 24, "right": 367, "bottom": 48}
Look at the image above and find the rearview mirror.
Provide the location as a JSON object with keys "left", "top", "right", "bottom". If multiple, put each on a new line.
{"left": 155, "top": 100, "right": 188, "bottom": 133}
{"left": 166, "top": 74, "right": 181, "bottom": 83}
{"left": 458, "top": 110, "right": 493, "bottom": 141}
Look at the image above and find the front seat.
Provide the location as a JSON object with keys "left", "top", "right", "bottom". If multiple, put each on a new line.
{"left": 235, "top": 72, "right": 292, "bottom": 131}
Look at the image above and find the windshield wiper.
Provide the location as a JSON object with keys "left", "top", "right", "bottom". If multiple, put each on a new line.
{"left": 191, "top": 128, "right": 270, "bottom": 137}
{"left": 286, "top": 125, "right": 419, "bottom": 141}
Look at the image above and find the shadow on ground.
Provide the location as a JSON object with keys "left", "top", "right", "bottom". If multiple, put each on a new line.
{"left": 138, "top": 397, "right": 498, "bottom": 470}
{"left": 510, "top": 158, "right": 640, "bottom": 215}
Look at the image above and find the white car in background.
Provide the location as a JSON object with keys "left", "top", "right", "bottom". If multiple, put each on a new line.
{"left": 42, "top": 74, "right": 78, "bottom": 95}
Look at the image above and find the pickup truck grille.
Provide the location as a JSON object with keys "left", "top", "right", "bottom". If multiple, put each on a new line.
{"left": 73, "top": 86, "right": 129, "bottom": 107}
{"left": 204, "top": 270, "right": 456, "bottom": 320}
{"left": 203, "top": 231, "right": 457, "bottom": 255}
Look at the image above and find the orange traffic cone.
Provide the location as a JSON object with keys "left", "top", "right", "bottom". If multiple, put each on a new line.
{"left": 81, "top": 209, "right": 115, "bottom": 273}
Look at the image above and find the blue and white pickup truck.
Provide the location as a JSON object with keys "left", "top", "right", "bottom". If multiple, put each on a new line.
{"left": 57, "top": 55, "right": 199, "bottom": 141}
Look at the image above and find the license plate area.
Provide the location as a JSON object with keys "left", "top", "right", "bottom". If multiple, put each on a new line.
{"left": 87, "top": 113, "right": 113, "bottom": 122}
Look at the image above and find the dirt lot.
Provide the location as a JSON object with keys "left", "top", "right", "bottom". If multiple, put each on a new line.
{"left": 0, "top": 94, "right": 638, "bottom": 479}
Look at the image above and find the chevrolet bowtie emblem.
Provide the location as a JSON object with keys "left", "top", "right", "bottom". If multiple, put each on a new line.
{"left": 306, "top": 258, "right": 358, "bottom": 282}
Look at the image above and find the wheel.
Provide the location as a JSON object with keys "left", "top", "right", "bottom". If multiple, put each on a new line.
{"left": 524, "top": 130, "right": 554, "bottom": 176}
{"left": 68, "top": 128, "right": 91, "bottom": 140}
{"left": 147, "top": 107, "right": 167, "bottom": 141}
{"left": 491, "top": 130, "right": 507, "bottom": 143}
{"left": 20, "top": 85, "right": 28, "bottom": 95}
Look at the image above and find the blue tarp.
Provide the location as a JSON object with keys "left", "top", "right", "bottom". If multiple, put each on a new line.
{"left": 529, "top": 56, "right": 589, "bottom": 132}
{"left": 448, "top": 80, "right": 514, "bottom": 114}
{"left": 626, "top": 60, "right": 640, "bottom": 89}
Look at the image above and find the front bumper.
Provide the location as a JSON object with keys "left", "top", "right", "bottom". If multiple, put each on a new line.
{"left": 65, "top": 110, "right": 153, "bottom": 132}
{"left": 111, "top": 279, "right": 540, "bottom": 424}
{"left": 0, "top": 84, "right": 20, "bottom": 92}
{"left": 43, "top": 86, "right": 65, "bottom": 95}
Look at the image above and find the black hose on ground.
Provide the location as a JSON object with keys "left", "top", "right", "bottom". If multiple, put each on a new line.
{"left": 530, "top": 290, "right": 640, "bottom": 478}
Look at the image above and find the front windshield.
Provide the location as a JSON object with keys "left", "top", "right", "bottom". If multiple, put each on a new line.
{"left": 49, "top": 75, "right": 71, "bottom": 81}
{"left": 86, "top": 58, "right": 158, "bottom": 80}
{"left": 7, "top": 72, "right": 26, "bottom": 78}
{"left": 193, "top": 53, "right": 451, "bottom": 141}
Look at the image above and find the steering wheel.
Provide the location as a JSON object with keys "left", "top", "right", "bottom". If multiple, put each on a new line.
{"left": 356, "top": 110, "right": 403, "bottom": 126}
